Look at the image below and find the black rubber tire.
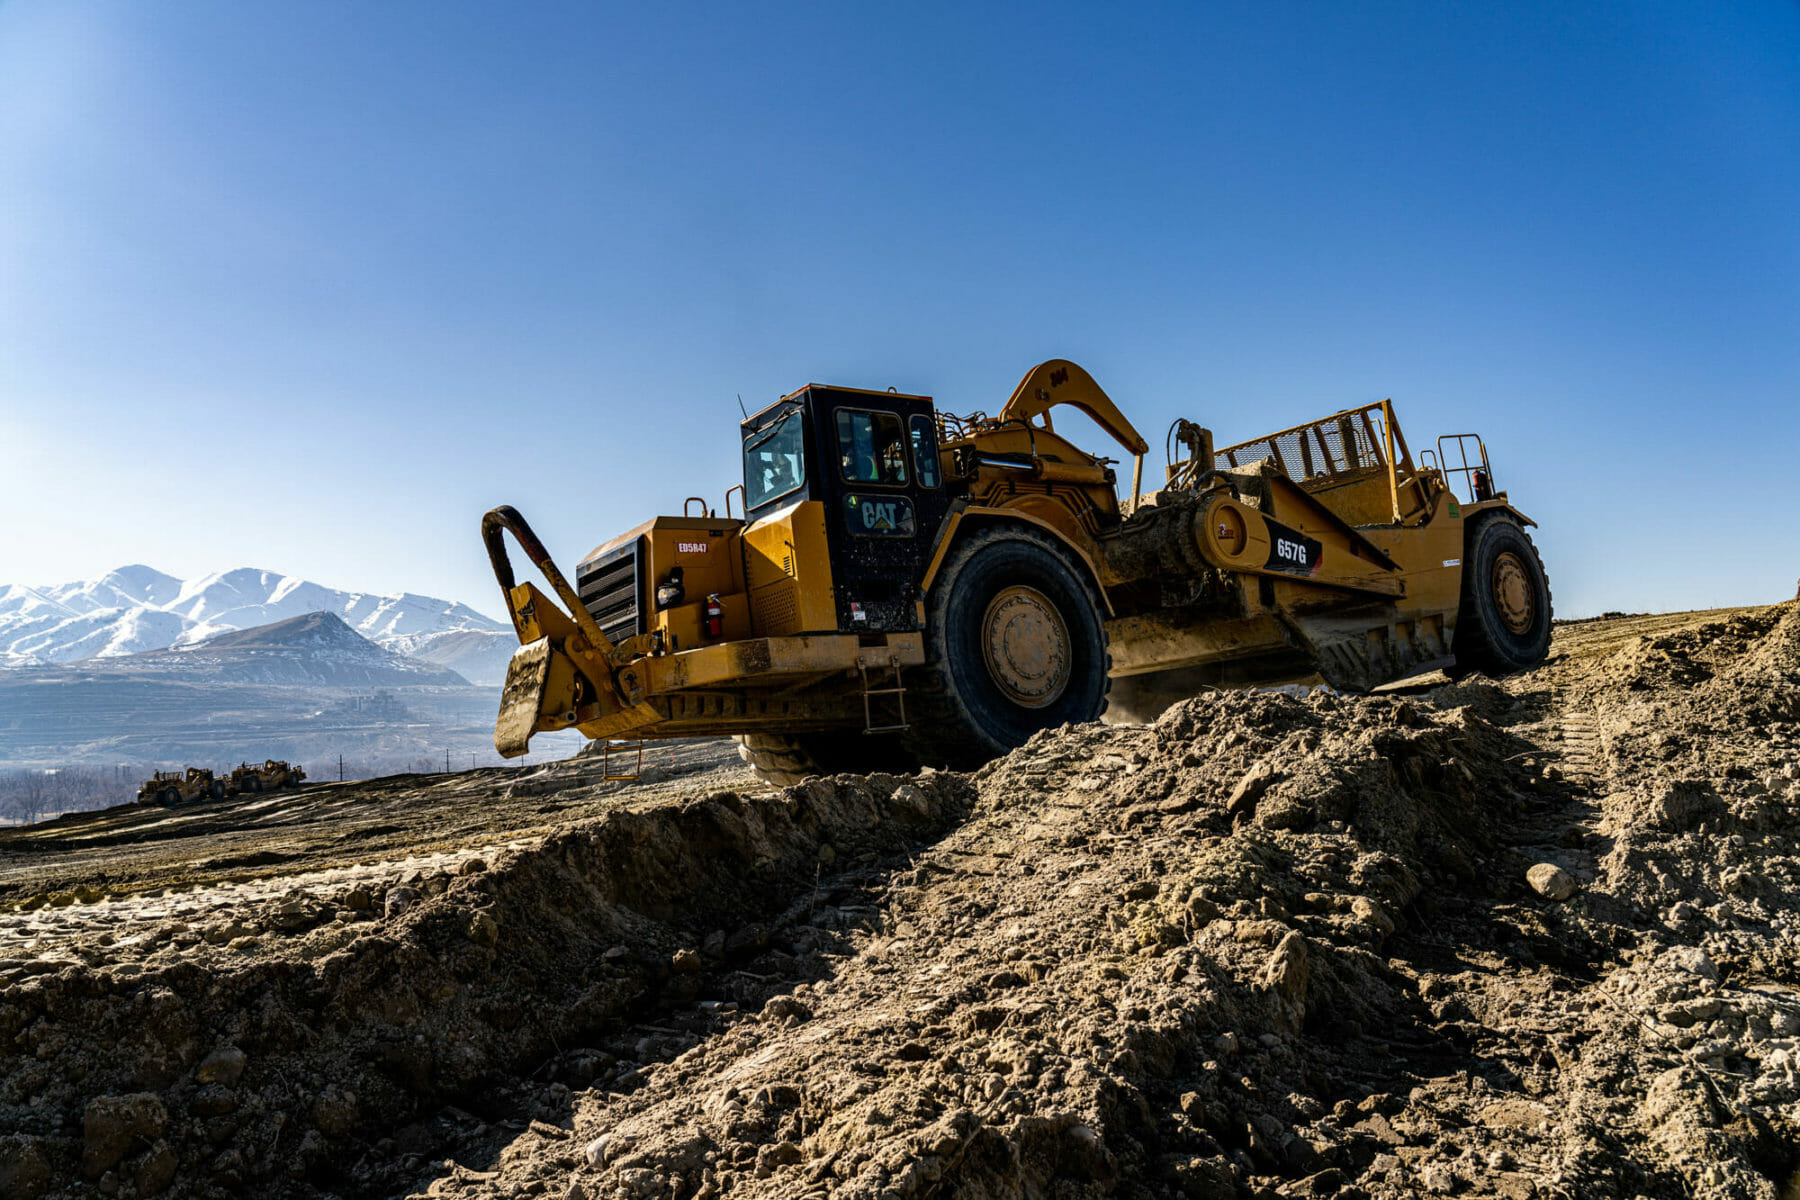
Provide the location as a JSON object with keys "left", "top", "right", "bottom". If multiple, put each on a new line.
{"left": 734, "top": 733, "right": 921, "bottom": 787}
{"left": 159, "top": 788, "right": 179, "bottom": 807}
{"left": 1453, "top": 516, "right": 1553, "bottom": 675}
{"left": 242, "top": 776, "right": 262, "bottom": 794}
{"left": 901, "top": 525, "right": 1109, "bottom": 770}
{"left": 208, "top": 780, "right": 226, "bottom": 800}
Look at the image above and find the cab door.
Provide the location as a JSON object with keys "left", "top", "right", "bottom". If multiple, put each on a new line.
{"left": 808, "top": 388, "right": 949, "bottom": 632}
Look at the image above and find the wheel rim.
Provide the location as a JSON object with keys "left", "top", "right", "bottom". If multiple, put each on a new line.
{"left": 1492, "top": 551, "right": 1535, "bottom": 634}
{"left": 980, "top": 585, "right": 1072, "bottom": 708}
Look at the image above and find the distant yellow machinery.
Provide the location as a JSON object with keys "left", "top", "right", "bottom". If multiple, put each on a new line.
{"left": 484, "top": 359, "right": 1550, "bottom": 783}
{"left": 229, "top": 759, "right": 306, "bottom": 794}
{"left": 135, "top": 767, "right": 225, "bottom": 806}
{"left": 135, "top": 760, "right": 306, "bottom": 806}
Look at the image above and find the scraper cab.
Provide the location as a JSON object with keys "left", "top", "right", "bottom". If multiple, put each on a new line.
{"left": 483, "top": 358, "right": 1551, "bottom": 783}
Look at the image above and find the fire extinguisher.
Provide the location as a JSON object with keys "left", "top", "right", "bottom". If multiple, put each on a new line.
{"left": 704, "top": 594, "right": 723, "bottom": 639}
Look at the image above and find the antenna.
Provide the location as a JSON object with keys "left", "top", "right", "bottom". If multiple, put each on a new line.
{"left": 737, "top": 394, "right": 749, "bottom": 419}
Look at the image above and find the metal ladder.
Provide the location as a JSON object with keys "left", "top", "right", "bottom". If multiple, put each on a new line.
{"left": 857, "top": 654, "right": 909, "bottom": 734}
{"left": 601, "top": 738, "right": 645, "bottom": 781}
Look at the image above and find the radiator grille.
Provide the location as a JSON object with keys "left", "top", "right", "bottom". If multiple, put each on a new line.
{"left": 577, "top": 539, "right": 643, "bottom": 645}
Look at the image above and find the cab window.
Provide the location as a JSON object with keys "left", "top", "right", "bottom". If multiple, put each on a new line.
{"left": 742, "top": 410, "right": 807, "bottom": 510}
{"left": 909, "top": 415, "right": 940, "bottom": 488}
{"left": 835, "top": 409, "right": 909, "bottom": 486}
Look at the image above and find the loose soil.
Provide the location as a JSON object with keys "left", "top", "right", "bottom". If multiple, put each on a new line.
{"left": 1, "top": 606, "right": 1797, "bottom": 1200}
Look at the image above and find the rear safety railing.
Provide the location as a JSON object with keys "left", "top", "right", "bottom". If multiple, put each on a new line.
{"left": 1430, "top": 434, "right": 1495, "bottom": 505}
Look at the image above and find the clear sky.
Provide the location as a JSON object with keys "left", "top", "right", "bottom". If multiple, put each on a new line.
{"left": 3, "top": 1, "right": 1797, "bottom": 620}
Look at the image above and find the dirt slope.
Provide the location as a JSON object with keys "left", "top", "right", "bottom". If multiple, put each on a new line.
{"left": 1, "top": 605, "right": 1796, "bottom": 1200}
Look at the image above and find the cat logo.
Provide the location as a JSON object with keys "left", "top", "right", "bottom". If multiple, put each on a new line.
{"left": 845, "top": 493, "right": 914, "bottom": 536}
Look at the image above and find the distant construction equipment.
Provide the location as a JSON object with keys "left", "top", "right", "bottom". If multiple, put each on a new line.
{"left": 134, "top": 760, "right": 306, "bottom": 806}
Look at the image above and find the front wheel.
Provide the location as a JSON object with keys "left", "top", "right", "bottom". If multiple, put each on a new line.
{"left": 902, "top": 526, "right": 1109, "bottom": 770}
{"left": 1453, "top": 517, "right": 1553, "bottom": 675}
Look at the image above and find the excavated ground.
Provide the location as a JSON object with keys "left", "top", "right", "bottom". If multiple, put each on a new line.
{"left": 1, "top": 605, "right": 1798, "bottom": 1200}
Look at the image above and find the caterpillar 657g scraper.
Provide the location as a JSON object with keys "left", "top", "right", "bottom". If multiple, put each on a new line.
{"left": 483, "top": 360, "right": 1550, "bottom": 783}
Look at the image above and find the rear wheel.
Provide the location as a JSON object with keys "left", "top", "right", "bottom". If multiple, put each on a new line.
{"left": 1453, "top": 517, "right": 1553, "bottom": 675}
{"left": 734, "top": 733, "right": 920, "bottom": 787}
{"left": 159, "top": 788, "right": 179, "bottom": 807}
{"left": 208, "top": 780, "right": 226, "bottom": 800}
{"left": 241, "top": 776, "right": 262, "bottom": 794}
{"left": 902, "top": 526, "right": 1109, "bottom": 769}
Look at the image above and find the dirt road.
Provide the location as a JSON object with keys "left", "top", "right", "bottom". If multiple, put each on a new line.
{"left": 1, "top": 605, "right": 1796, "bottom": 1200}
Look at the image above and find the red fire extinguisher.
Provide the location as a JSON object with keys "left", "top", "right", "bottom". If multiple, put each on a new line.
{"left": 704, "top": 594, "right": 723, "bottom": 639}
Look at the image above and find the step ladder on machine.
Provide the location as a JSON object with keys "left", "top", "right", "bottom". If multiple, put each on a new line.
{"left": 857, "top": 654, "right": 909, "bottom": 734}
{"left": 601, "top": 738, "right": 644, "bottom": 781}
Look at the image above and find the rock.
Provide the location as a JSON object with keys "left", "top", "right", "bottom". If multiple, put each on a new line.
{"left": 195, "top": 1045, "right": 247, "bottom": 1087}
{"left": 1526, "top": 863, "right": 1576, "bottom": 901}
{"left": 1259, "top": 931, "right": 1309, "bottom": 1013}
{"left": 1351, "top": 894, "right": 1396, "bottom": 937}
{"left": 82, "top": 1093, "right": 168, "bottom": 1179}
{"left": 1647, "top": 781, "right": 1713, "bottom": 831}
{"left": 671, "top": 948, "right": 703, "bottom": 972}
{"left": 468, "top": 910, "right": 500, "bottom": 947}
{"left": 458, "top": 857, "right": 487, "bottom": 875}
{"left": 584, "top": 1131, "right": 640, "bottom": 1170}
{"left": 343, "top": 885, "right": 372, "bottom": 911}
{"left": 1213, "top": 1031, "right": 1240, "bottom": 1055}
{"left": 191, "top": 1085, "right": 237, "bottom": 1117}
{"left": 313, "top": 1088, "right": 358, "bottom": 1136}
{"left": 763, "top": 995, "right": 811, "bottom": 1022}
{"left": 0, "top": 1134, "right": 55, "bottom": 1200}
{"left": 135, "top": 1140, "right": 178, "bottom": 1195}
{"left": 1226, "top": 761, "right": 1282, "bottom": 817}
{"left": 1665, "top": 945, "right": 1719, "bottom": 981}
{"left": 385, "top": 887, "right": 420, "bottom": 919}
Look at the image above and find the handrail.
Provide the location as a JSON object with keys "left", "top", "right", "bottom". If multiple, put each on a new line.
{"left": 684, "top": 496, "right": 710, "bottom": 518}
{"left": 724, "top": 484, "right": 745, "bottom": 520}
{"left": 1434, "top": 434, "right": 1493, "bottom": 503}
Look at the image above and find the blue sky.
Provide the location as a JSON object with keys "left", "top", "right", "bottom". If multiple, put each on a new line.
{"left": 3, "top": 1, "right": 1796, "bottom": 619}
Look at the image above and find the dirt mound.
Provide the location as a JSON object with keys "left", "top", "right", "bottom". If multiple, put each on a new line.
{"left": 0, "top": 771, "right": 971, "bottom": 1198}
{"left": 3, "top": 604, "right": 1798, "bottom": 1200}
{"left": 512, "top": 688, "right": 1536, "bottom": 1200}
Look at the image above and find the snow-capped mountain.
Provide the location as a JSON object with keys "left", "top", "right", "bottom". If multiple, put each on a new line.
{"left": 0, "top": 566, "right": 514, "bottom": 682}
{"left": 144, "top": 611, "right": 471, "bottom": 686}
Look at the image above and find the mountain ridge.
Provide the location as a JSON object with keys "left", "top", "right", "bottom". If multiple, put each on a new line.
{"left": 1, "top": 566, "right": 515, "bottom": 683}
